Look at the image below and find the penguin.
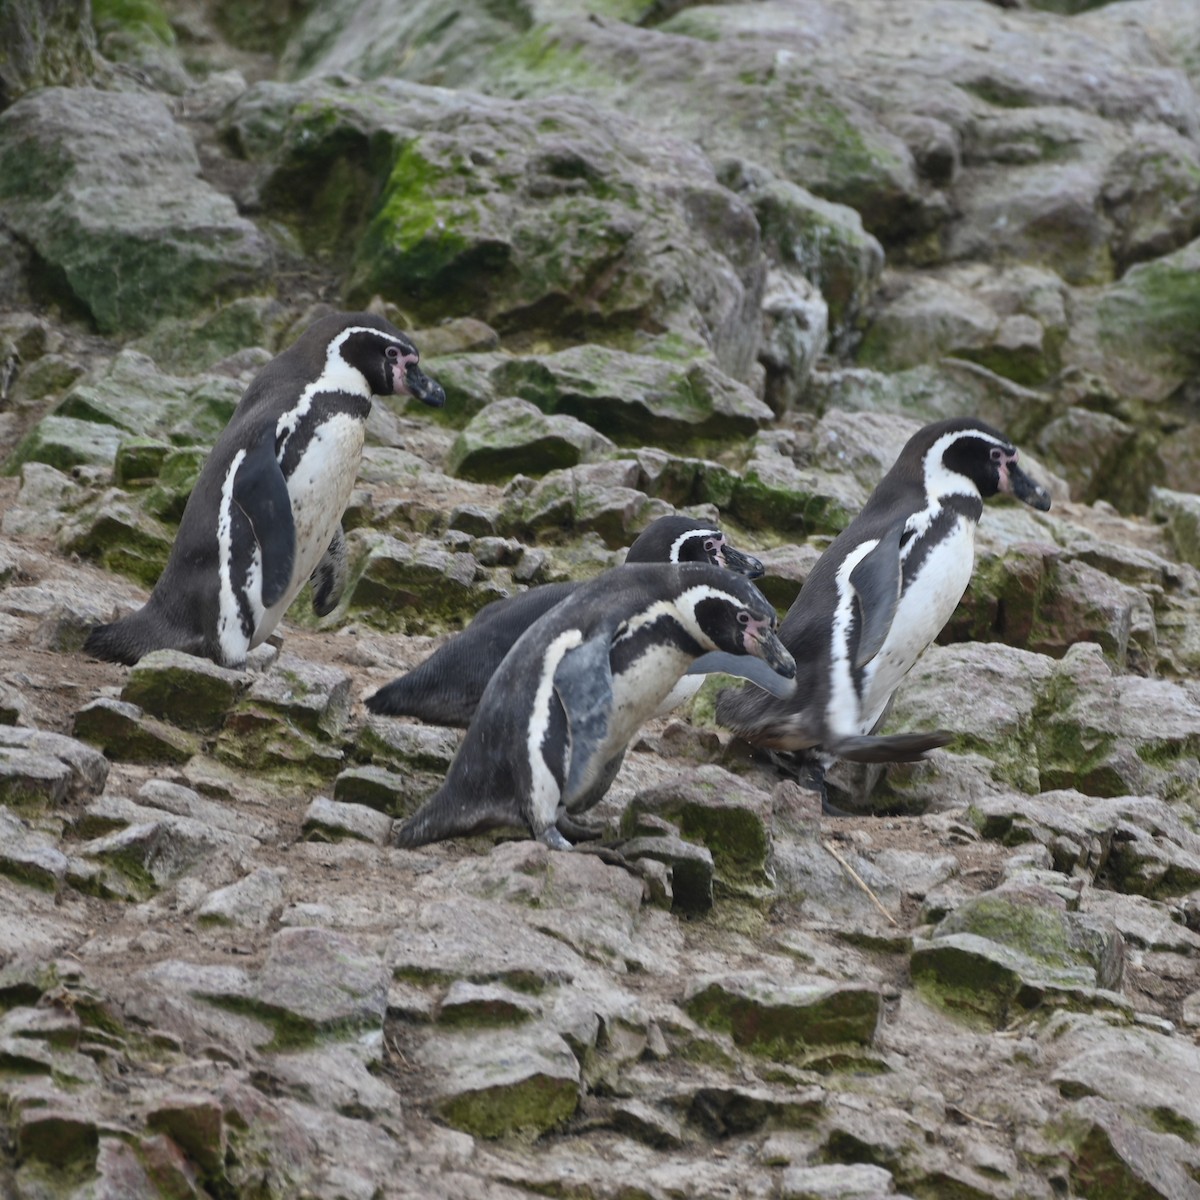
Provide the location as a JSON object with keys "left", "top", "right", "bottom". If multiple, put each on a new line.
{"left": 715, "top": 417, "right": 1051, "bottom": 765}
{"left": 392, "top": 562, "right": 796, "bottom": 850}
{"left": 84, "top": 313, "right": 445, "bottom": 668}
{"left": 365, "top": 514, "right": 765, "bottom": 728}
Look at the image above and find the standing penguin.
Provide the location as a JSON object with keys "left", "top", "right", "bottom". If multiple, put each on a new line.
{"left": 85, "top": 312, "right": 445, "bottom": 668}
{"left": 365, "top": 514, "right": 765, "bottom": 727}
{"left": 393, "top": 562, "right": 796, "bottom": 850}
{"left": 716, "top": 417, "right": 1051, "bottom": 764}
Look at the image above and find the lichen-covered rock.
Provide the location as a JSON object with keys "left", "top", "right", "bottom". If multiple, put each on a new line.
{"left": 224, "top": 77, "right": 767, "bottom": 378}
{"left": 6, "top": 415, "right": 124, "bottom": 474}
{"left": 121, "top": 649, "right": 251, "bottom": 734}
{"left": 448, "top": 397, "right": 615, "bottom": 482}
{"left": 0, "top": 0, "right": 98, "bottom": 110}
{"left": 618, "top": 833, "right": 715, "bottom": 915}
{"left": 623, "top": 767, "right": 774, "bottom": 902}
{"left": 416, "top": 1026, "right": 580, "bottom": 1138}
{"left": 345, "top": 533, "right": 496, "bottom": 634}
{"left": 912, "top": 883, "right": 1125, "bottom": 1027}
{"left": 685, "top": 972, "right": 882, "bottom": 1058}
{"left": 0, "top": 89, "right": 271, "bottom": 334}
{"left": 58, "top": 490, "right": 175, "bottom": 587}
{"left": 301, "top": 795, "right": 393, "bottom": 844}
{"left": 195, "top": 868, "right": 284, "bottom": 928}
{"left": 500, "top": 461, "right": 673, "bottom": 549}
{"left": 72, "top": 698, "right": 198, "bottom": 766}
{"left": 332, "top": 764, "right": 436, "bottom": 819}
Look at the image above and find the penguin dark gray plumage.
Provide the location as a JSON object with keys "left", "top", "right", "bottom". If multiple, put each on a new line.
{"left": 716, "top": 417, "right": 1051, "bottom": 764}
{"left": 392, "top": 562, "right": 796, "bottom": 850}
{"left": 85, "top": 312, "right": 445, "bottom": 668}
{"left": 365, "top": 515, "right": 765, "bottom": 728}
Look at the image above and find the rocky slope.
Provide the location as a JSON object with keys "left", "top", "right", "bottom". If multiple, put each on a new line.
{"left": 2, "top": 0, "right": 1200, "bottom": 1197}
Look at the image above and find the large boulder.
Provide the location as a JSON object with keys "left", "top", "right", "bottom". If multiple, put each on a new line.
{"left": 0, "top": 89, "right": 272, "bottom": 334}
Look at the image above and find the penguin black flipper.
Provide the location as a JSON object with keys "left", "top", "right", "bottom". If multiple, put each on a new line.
{"left": 848, "top": 522, "right": 903, "bottom": 670}
{"left": 686, "top": 651, "right": 799, "bottom": 699}
{"left": 553, "top": 634, "right": 615, "bottom": 807}
{"left": 310, "top": 526, "right": 348, "bottom": 618}
{"left": 232, "top": 426, "right": 296, "bottom": 610}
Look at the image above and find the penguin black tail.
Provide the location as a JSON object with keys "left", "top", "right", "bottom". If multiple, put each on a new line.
{"left": 84, "top": 604, "right": 204, "bottom": 667}
{"left": 827, "top": 730, "right": 954, "bottom": 764}
{"left": 365, "top": 668, "right": 478, "bottom": 728}
{"left": 392, "top": 786, "right": 525, "bottom": 848}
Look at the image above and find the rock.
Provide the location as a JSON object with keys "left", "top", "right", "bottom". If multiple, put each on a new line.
{"left": 500, "top": 461, "right": 673, "bottom": 549}
{"left": 416, "top": 1026, "right": 580, "bottom": 1138}
{"left": 1151, "top": 486, "right": 1200, "bottom": 569}
{"left": 611, "top": 1098, "right": 685, "bottom": 1150}
{"left": 620, "top": 833, "right": 714, "bottom": 915}
{"left": 1, "top": 461, "right": 84, "bottom": 538}
{"left": 225, "top": 78, "right": 767, "bottom": 378}
{"left": 1048, "top": 1014, "right": 1200, "bottom": 1149}
{"left": 912, "top": 884, "right": 1126, "bottom": 1026}
{"left": 686, "top": 972, "right": 882, "bottom": 1058}
{"left": 58, "top": 490, "right": 175, "bottom": 587}
{"left": 7, "top": 414, "right": 124, "bottom": 474}
{"left": 0, "top": 89, "right": 271, "bottom": 334}
{"left": 448, "top": 397, "right": 615, "bottom": 482}
{"left": 121, "top": 649, "right": 251, "bottom": 733}
{"left": 73, "top": 698, "right": 199, "bottom": 766}
{"left": 0, "top": 727, "right": 109, "bottom": 802}
{"left": 0, "top": 808, "right": 69, "bottom": 890}
{"left": 1058, "top": 1096, "right": 1200, "bottom": 1200}
{"left": 623, "top": 767, "right": 775, "bottom": 902}
{"left": 782, "top": 1163, "right": 897, "bottom": 1199}
{"left": 195, "top": 868, "right": 284, "bottom": 928}
{"left": 145, "top": 1093, "right": 225, "bottom": 1175}
{"left": 436, "top": 980, "right": 541, "bottom": 1028}
{"left": 332, "top": 764, "right": 435, "bottom": 819}
{"left": 0, "top": 0, "right": 98, "bottom": 109}
{"left": 345, "top": 533, "right": 493, "bottom": 633}
{"left": 76, "top": 812, "right": 257, "bottom": 899}
{"left": 302, "top": 796, "right": 393, "bottom": 844}
{"left": 388, "top": 899, "right": 587, "bottom": 992}
{"left": 686, "top": 1082, "right": 825, "bottom": 1137}
{"left": 255, "top": 927, "right": 389, "bottom": 1045}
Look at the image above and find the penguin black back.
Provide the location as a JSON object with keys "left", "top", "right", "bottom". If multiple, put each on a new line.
{"left": 365, "top": 515, "right": 764, "bottom": 727}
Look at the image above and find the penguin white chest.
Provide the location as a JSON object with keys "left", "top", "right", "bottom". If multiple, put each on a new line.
{"left": 608, "top": 643, "right": 694, "bottom": 746}
{"left": 858, "top": 515, "right": 976, "bottom": 731}
{"left": 255, "top": 413, "right": 366, "bottom": 643}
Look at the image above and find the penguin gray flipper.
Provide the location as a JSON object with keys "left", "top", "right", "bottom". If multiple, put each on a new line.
{"left": 848, "top": 522, "right": 903, "bottom": 670}
{"left": 309, "top": 525, "right": 348, "bottom": 618}
{"left": 553, "top": 635, "right": 615, "bottom": 807}
{"left": 232, "top": 426, "right": 296, "bottom": 610}
{"left": 685, "top": 652, "right": 800, "bottom": 699}
{"left": 826, "top": 730, "right": 955, "bottom": 763}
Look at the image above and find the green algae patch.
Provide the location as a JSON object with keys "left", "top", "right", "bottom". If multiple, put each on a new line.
{"left": 686, "top": 975, "right": 881, "bottom": 1059}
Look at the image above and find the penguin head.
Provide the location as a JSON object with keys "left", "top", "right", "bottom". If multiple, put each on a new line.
{"left": 625, "top": 515, "right": 765, "bottom": 578}
{"left": 328, "top": 314, "right": 447, "bottom": 409}
{"left": 676, "top": 568, "right": 796, "bottom": 681}
{"left": 919, "top": 418, "right": 1051, "bottom": 511}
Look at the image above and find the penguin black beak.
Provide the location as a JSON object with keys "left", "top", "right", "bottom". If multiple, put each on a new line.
{"left": 717, "top": 543, "right": 765, "bottom": 579}
{"left": 404, "top": 361, "right": 446, "bottom": 409}
{"left": 750, "top": 627, "right": 796, "bottom": 681}
{"left": 1003, "top": 461, "right": 1051, "bottom": 512}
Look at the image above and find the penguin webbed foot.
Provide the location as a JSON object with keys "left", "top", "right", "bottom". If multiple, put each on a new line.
{"left": 537, "top": 825, "right": 576, "bottom": 851}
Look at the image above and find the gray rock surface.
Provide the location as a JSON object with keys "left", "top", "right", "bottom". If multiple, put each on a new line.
{"left": 1, "top": 0, "right": 1200, "bottom": 1196}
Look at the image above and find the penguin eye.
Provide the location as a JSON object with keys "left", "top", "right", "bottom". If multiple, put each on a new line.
{"left": 704, "top": 539, "right": 718, "bottom": 554}
{"left": 990, "top": 447, "right": 1004, "bottom": 463}
{"left": 385, "top": 346, "right": 400, "bottom": 362}
{"left": 736, "top": 610, "right": 751, "bottom": 626}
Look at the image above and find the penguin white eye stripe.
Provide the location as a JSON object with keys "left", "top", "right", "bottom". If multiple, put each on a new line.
{"left": 670, "top": 529, "right": 721, "bottom": 560}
